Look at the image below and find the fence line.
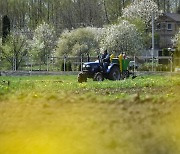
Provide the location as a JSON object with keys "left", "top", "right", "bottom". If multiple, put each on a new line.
{"left": 0, "top": 55, "right": 179, "bottom": 72}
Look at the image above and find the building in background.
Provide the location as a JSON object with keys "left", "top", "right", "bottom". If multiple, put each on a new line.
{"left": 156, "top": 13, "right": 180, "bottom": 50}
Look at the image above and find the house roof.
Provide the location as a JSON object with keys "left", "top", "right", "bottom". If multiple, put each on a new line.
{"left": 165, "top": 13, "right": 180, "bottom": 22}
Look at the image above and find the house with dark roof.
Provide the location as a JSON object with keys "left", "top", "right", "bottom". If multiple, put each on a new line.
{"left": 156, "top": 13, "right": 180, "bottom": 49}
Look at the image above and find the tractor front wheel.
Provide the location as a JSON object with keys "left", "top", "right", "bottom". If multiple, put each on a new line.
{"left": 93, "top": 72, "right": 104, "bottom": 81}
{"left": 78, "top": 72, "right": 87, "bottom": 83}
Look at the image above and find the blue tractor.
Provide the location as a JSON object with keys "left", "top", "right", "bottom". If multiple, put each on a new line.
{"left": 77, "top": 57, "right": 130, "bottom": 83}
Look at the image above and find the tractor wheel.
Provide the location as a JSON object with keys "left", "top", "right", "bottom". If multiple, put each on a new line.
{"left": 108, "top": 66, "right": 121, "bottom": 80}
{"left": 93, "top": 72, "right": 104, "bottom": 81}
{"left": 78, "top": 72, "right": 87, "bottom": 83}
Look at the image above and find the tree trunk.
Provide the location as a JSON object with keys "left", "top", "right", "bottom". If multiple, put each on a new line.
{"left": 122, "top": 0, "right": 125, "bottom": 9}
{"left": 47, "top": 0, "right": 50, "bottom": 22}
{"left": 163, "top": 0, "right": 166, "bottom": 12}
{"left": 103, "top": 0, "right": 110, "bottom": 24}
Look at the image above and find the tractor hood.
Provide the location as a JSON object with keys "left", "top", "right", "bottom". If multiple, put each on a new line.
{"left": 83, "top": 62, "right": 100, "bottom": 67}
{"left": 84, "top": 61, "right": 100, "bottom": 65}
{"left": 82, "top": 62, "right": 101, "bottom": 72}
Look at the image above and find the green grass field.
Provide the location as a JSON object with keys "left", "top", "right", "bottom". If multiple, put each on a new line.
{"left": 0, "top": 74, "right": 180, "bottom": 154}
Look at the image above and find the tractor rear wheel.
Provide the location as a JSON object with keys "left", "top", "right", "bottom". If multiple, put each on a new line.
{"left": 93, "top": 72, "right": 104, "bottom": 81}
{"left": 108, "top": 66, "right": 120, "bottom": 80}
{"left": 78, "top": 72, "right": 87, "bottom": 83}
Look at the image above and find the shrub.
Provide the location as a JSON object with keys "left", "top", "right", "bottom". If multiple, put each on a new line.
{"left": 67, "top": 61, "right": 72, "bottom": 71}
{"left": 61, "top": 62, "right": 67, "bottom": 71}
{"left": 138, "top": 63, "right": 170, "bottom": 71}
{"left": 61, "top": 61, "right": 72, "bottom": 71}
{"left": 162, "top": 48, "right": 170, "bottom": 56}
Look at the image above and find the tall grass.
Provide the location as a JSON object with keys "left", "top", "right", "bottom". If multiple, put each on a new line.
{"left": 0, "top": 75, "right": 179, "bottom": 95}
{"left": 0, "top": 74, "right": 180, "bottom": 154}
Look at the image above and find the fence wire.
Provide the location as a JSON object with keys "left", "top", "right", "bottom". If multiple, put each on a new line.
{"left": 0, "top": 55, "right": 180, "bottom": 72}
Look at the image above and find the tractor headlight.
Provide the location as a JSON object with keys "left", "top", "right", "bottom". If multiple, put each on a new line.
{"left": 85, "top": 65, "right": 91, "bottom": 68}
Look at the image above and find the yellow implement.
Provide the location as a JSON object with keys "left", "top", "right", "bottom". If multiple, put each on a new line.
{"left": 118, "top": 54, "right": 123, "bottom": 72}
{"left": 110, "top": 54, "right": 115, "bottom": 62}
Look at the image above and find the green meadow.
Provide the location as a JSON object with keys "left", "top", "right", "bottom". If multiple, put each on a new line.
{"left": 0, "top": 74, "right": 180, "bottom": 154}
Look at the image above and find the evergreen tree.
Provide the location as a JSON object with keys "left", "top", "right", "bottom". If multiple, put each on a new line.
{"left": 2, "top": 15, "right": 10, "bottom": 44}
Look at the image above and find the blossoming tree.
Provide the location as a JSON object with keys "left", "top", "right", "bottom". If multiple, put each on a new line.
{"left": 0, "top": 30, "right": 30, "bottom": 70}
{"left": 122, "top": 0, "right": 161, "bottom": 27}
{"left": 56, "top": 27, "right": 101, "bottom": 57}
{"left": 100, "top": 20, "right": 144, "bottom": 55}
{"left": 173, "top": 30, "right": 180, "bottom": 50}
{"left": 172, "top": 29, "right": 180, "bottom": 63}
{"left": 30, "top": 22, "right": 56, "bottom": 67}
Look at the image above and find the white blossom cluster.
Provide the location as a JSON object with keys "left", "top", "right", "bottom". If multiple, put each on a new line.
{"left": 122, "top": 0, "right": 161, "bottom": 27}
{"left": 172, "top": 29, "right": 180, "bottom": 50}
{"left": 56, "top": 27, "right": 100, "bottom": 56}
{"left": 100, "top": 20, "right": 144, "bottom": 55}
{"left": 0, "top": 29, "right": 30, "bottom": 69}
{"left": 30, "top": 22, "right": 56, "bottom": 61}
{"left": 56, "top": 22, "right": 144, "bottom": 57}
{"left": 1, "top": 30, "right": 29, "bottom": 54}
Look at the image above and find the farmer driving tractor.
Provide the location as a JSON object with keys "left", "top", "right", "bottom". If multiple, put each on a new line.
{"left": 101, "top": 49, "right": 110, "bottom": 70}
{"left": 101, "top": 49, "right": 110, "bottom": 63}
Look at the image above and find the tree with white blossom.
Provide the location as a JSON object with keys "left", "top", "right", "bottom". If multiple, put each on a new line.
{"left": 0, "top": 30, "right": 30, "bottom": 70}
{"left": 173, "top": 30, "right": 180, "bottom": 50}
{"left": 100, "top": 20, "right": 144, "bottom": 55}
{"left": 172, "top": 29, "right": 180, "bottom": 59}
{"left": 122, "top": 0, "right": 161, "bottom": 27}
{"left": 30, "top": 22, "right": 56, "bottom": 67}
{"left": 56, "top": 27, "right": 101, "bottom": 57}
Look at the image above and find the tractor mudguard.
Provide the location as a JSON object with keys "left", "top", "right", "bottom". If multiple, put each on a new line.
{"left": 106, "top": 63, "right": 120, "bottom": 74}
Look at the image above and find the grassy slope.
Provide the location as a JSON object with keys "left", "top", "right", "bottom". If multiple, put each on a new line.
{"left": 0, "top": 75, "right": 180, "bottom": 154}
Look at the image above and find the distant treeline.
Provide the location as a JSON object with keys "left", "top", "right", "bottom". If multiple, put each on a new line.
{"left": 0, "top": 0, "right": 180, "bottom": 35}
